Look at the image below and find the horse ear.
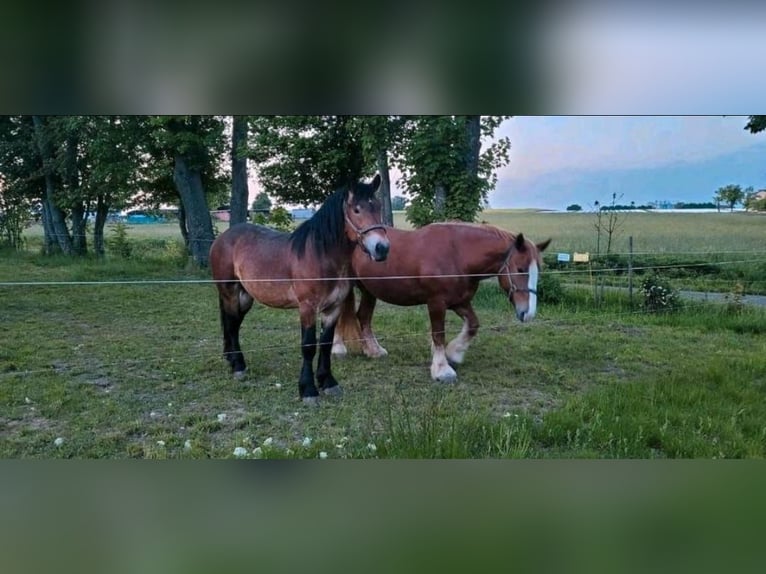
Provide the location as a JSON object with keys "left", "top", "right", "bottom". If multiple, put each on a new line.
{"left": 371, "top": 173, "right": 381, "bottom": 192}
{"left": 514, "top": 233, "right": 526, "bottom": 251}
{"left": 536, "top": 238, "right": 552, "bottom": 252}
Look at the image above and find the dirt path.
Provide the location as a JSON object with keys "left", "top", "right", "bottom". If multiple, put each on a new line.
{"left": 565, "top": 285, "right": 766, "bottom": 307}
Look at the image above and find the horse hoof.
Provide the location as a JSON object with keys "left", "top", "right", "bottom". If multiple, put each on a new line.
{"left": 302, "top": 396, "right": 320, "bottom": 407}
{"left": 331, "top": 343, "right": 348, "bottom": 358}
{"left": 233, "top": 370, "right": 247, "bottom": 380}
{"left": 434, "top": 372, "right": 458, "bottom": 384}
{"left": 322, "top": 385, "right": 343, "bottom": 398}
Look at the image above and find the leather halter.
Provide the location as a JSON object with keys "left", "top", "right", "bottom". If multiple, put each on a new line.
{"left": 344, "top": 211, "right": 387, "bottom": 241}
{"left": 500, "top": 244, "right": 538, "bottom": 298}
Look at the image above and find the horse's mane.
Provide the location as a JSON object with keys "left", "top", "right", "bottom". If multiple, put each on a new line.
{"left": 290, "top": 179, "right": 378, "bottom": 259}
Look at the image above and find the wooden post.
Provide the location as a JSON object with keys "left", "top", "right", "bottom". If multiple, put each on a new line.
{"left": 628, "top": 236, "right": 634, "bottom": 308}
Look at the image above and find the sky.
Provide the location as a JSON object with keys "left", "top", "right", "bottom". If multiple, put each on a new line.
{"left": 489, "top": 116, "right": 766, "bottom": 210}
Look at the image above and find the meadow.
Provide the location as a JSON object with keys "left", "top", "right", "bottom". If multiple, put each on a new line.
{"left": 1, "top": 210, "right": 765, "bottom": 459}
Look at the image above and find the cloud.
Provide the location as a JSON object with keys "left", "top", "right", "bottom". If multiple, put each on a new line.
{"left": 497, "top": 116, "right": 759, "bottom": 183}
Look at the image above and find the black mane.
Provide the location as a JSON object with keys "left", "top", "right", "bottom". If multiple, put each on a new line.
{"left": 290, "top": 179, "right": 377, "bottom": 259}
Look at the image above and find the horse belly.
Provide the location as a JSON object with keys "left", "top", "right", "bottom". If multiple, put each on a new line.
{"left": 244, "top": 281, "right": 300, "bottom": 309}
{"left": 360, "top": 278, "right": 428, "bottom": 306}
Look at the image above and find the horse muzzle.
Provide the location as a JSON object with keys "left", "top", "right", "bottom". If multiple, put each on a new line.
{"left": 364, "top": 237, "right": 390, "bottom": 261}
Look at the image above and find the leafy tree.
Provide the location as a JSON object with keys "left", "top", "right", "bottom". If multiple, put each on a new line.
{"left": 251, "top": 192, "right": 272, "bottom": 212}
{"left": 352, "top": 116, "right": 406, "bottom": 226}
{"left": 145, "top": 116, "right": 227, "bottom": 266}
{"left": 246, "top": 115, "right": 509, "bottom": 228}
{"left": 391, "top": 196, "right": 407, "bottom": 210}
{"left": 744, "top": 189, "right": 765, "bottom": 211}
{"left": 714, "top": 184, "right": 746, "bottom": 212}
{"left": 248, "top": 116, "right": 369, "bottom": 206}
{"left": 745, "top": 116, "right": 766, "bottom": 133}
{"left": 395, "top": 116, "right": 510, "bottom": 227}
{"left": 566, "top": 204, "right": 582, "bottom": 212}
{"left": 0, "top": 116, "right": 43, "bottom": 250}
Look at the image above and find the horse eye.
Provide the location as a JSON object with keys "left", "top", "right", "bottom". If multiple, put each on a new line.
{"left": 354, "top": 206, "right": 361, "bottom": 214}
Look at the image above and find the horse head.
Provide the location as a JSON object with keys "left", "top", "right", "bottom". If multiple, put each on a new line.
{"left": 344, "top": 173, "right": 390, "bottom": 262}
{"left": 498, "top": 233, "right": 551, "bottom": 322}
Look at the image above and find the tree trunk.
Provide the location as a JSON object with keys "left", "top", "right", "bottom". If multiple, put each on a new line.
{"left": 376, "top": 148, "right": 393, "bottom": 226}
{"left": 463, "top": 115, "right": 482, "bottom": 219}
{"left": 173, "top": 154, "right": 215, "bottom": 267}
{"left": 93, "top": 194, "right": 109, "bottom": 257}
{"left": 65, "top": 132, "right": 88, "bottom": 255}
{"left": 40, "top": 200, "right": 61, "bottom": 255}
{"left": 464, "top": 115, "right": 481, "bottom": 179}
{"left": 70, "top": 202, "right": 88, "bottom": 255}
{"left": 177, "top": 202, "right": 189, "bottom": 248}
{"left": 229, "top": 115, "right": 249, "bottom": 226}
{"left": 434, "top": 183, "right": 447, "bottom": 221}
{"left": 32, "top": 115, "right": 73, "bottom": 255}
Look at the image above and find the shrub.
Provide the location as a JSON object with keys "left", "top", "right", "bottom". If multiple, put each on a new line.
{"left": 640, "top": 274, "right": 681, "bottom": 313}
{"left": 107, "top": 222, "right": 132, "bottom": 258}
{"left": 724, "top": 282, "right": 745, "bottom": 315}
{"left": 538, "top": 272, "right": 564, "bottom": 304}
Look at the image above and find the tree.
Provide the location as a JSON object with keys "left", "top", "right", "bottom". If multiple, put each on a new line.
{"left": 248, "top": 116, "right": 369, "bottom": 206}
{"left": 147, "top": 116, "right": 227, "bottom": 266}
{"left": 395, "top": 116, "right": 510, "bottom": 227}
{"left": 745, "top": 116, "right": 766, "bottom": 133}
{"left": 229, "top": 115, "right": 249, "bottom": 226}
{"left": 714, "top": 184, "right": 745, "bottom": 212}
{"left": 592, "top": 193, "right": 627, "bottom": 256}
{"left": 353, "top": 116, "right": 406, "bottom": 226}
{"left": 744, "top": 189, "right": 766, "bottom": 211}
{"left": 391, "top": 196, "right": 407, "bottom": 210}
{"left": 0, "top": 116, "right": 44, "bottom": 250}
{"left": 252, "top": 192, "right": 272, "bottom": 213}
{"left": 566, "top": 204, "right": 582, "bottom": 212}
{"left": 32, "top": 115, "right": 74, "bottom": 255}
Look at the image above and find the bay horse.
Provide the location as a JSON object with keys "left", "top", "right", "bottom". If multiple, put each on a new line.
{"left": 209, "top": 174, "right": 390, "bottom": 404}
{"left": 332, "top": 222, "right": 550, "bottom": 383}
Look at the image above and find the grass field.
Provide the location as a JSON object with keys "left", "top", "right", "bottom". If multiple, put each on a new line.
{"left": 2, "top": 212, "right": 765, "bottom": 458}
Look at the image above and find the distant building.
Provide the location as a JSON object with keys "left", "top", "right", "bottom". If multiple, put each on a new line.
{"left": 291, "top": 208, "right": 316, "bottom": 220}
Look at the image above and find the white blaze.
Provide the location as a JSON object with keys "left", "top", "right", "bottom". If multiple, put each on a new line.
{"left": 526, "top": 261, "right": 539, "bottom": 321}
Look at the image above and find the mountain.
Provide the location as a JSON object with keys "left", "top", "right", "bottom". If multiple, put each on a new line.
{"left": 492, "top": 141, "right": 766, "bottom": 210}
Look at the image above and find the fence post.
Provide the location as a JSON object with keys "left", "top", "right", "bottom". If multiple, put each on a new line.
{"left": 628, "top": 235, "right": 634, "bottom": 308}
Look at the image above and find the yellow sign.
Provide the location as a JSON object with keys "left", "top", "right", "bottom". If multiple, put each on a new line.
{"left": 573, "top": 252, "right": 590, "bottom": 263}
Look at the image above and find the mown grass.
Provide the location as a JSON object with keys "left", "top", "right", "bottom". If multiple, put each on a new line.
{"left": 2, "top": 236, "right": 765, "bottom": 459}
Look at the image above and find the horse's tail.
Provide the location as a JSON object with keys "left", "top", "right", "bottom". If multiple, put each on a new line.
{"left": 334, "top": 286, "right": 363, "bottom": 355}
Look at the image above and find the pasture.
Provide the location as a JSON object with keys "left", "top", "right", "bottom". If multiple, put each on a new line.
{"left": 2, "top": 211, "right": 765, "bottom": 458}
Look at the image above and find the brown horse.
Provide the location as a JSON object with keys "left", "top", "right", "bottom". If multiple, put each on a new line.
{"left": 332, "top": 222, "right": 550, "bottom": 383}
{"left": 209, "top": 175, "right": 390, "bottom": 404}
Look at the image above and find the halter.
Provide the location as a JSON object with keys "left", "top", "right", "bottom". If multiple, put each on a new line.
{"left": 344, "top": 210, "right": 387, "bottom": 241}
{"left": 500, "top": 245, "right": 538, "bottom": 298}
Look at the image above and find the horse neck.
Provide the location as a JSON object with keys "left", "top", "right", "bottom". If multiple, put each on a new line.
{"left": 468, "top": 229, "right": 515, "bottom": 275}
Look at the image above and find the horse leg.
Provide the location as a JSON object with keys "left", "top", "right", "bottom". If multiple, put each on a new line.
{"left": 428, "top": 301, "right": 457, "bottom": 383}
{"left": 218, "top": 283, "right": 253, "bottom": 377}
{"left": 331, "top": 288, "right": 357, "bottom": 357}
{"left": 317, "top": 309, "right": 343, "bottom": 398}
{"left": 298, "top": 304, "right": 321, "bottom": 405}
{"left": 357, "top": 285, "right": 388, "bottom": 358}
{"left": 446, "top": 303, "right": 480, "bottom": 367}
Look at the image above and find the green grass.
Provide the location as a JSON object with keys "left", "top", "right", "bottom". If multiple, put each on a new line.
{"left": 2, "top": 241, "right": 765, "bottom": 459}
